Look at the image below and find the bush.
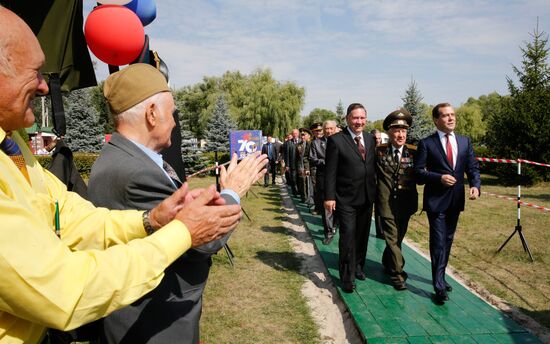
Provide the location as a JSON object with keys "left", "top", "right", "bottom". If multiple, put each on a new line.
{"left": 35, "top": 153, "right": 98, "bottom": 180}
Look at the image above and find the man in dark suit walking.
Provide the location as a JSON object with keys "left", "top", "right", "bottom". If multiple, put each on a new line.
{"left": 325, "top": 103, "right": 377, "bottom": 293}
{"left": 261, "top": 134, "right": 280, "bottom": 186}
{"left": 415, "top": 102, "right": 480, "bottom": 304}
{"left": 310, "top": 120, "right": 338, "bottom": 244}
{"left": 283, "top": 129, "right": 300, "bottom": 196}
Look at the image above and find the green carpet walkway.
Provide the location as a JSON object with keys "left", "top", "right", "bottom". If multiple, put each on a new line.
{"left": 290, "top": 195, "right": 543, "bottom": 344}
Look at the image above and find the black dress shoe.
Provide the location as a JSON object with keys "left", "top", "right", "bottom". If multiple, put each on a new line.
{"left": 445, "top": 282, "right": 453, "bottom": 292}
{"left": 433, "top": 291, "right": 448, "bottom": 305}
{"left": 393, "top": 280, "right": 407, "bottom": 291}
{"left": 355, "top": 271, "right": 366, "bottom": 280}
{"left": 322, "top": 236, "right": 334, "bottom": 245}
{"left": 342, "top": 282, "right": 355, "bottom": 293}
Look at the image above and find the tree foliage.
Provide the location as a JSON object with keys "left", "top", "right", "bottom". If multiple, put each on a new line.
{"left": 205, "top": 94, "right": 236, "bottom": 152}
{"left": 486, "top": 24, "right": 550, "bottom": 184}
{"left": 401, "top": 79, "right": 432, "bottom": 144}
{"left": 90, "top": 82, "right": 114, "bottom": 134}
{"left": 335, "top": 100, "right": 345, "bottom": 126}
{"left": 301, "top": 108, "right": 336, "bottom": 129}
{"left": 455, "top": 102, "right": 486, "bottom": 144}
{"left": 64, "top": 87, "right": 103, "bottom": 152}
{"left": 174, "top": 68, "right": 304, "bottom": 140}
{"left": 180, "top": 115, "right": 209, "bottom": 175}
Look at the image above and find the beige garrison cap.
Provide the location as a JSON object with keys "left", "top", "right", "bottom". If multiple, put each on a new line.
{"left": 104, "top": 63, "right": 170, "bottom": 114}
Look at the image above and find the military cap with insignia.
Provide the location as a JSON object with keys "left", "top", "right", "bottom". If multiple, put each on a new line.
{"left": 299, "top": 127, "right": 312, "bottom": 136}
{"left": 383, "top": 108, "right": 413, "bottom": 131}
{"left": 310, "top": 122, "right": 323, "bottom": 132}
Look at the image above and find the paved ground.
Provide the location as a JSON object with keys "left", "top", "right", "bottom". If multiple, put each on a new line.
{"left": 290, "top": 196, "right": 543, "bottom": 344}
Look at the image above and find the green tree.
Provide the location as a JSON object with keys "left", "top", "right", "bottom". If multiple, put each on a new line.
{"left": 90, "top": 82, "right": 114, "bottom": 134}
{"left": 301, "top": 108, "right": 336, "bottom": 129}
{"left": 401, "top": 79, "right": 432, "bottom": 144}
{"left": 205, "top": 94, "right": 236, "bottom": 152}
{"left": 486, "top": 23, "right": 550, "bottom": 184}
{"left": 174, "top": 68, "right": 304, "bottom": 140}
{"left": 180, "top": 115, "right": 209, "bottom": 175}
{"left": 335, "top": 100, "right": 345, "bottom": 126}
{"left": 455, "top": 102, "right": 486, "bottom": 144}
{"left": 64, "top": 87, "right": 103, "bottom": 152}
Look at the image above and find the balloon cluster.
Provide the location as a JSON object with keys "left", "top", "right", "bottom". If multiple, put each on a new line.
{"left": 84, "top": 0, "right": 157, "bottom": 66}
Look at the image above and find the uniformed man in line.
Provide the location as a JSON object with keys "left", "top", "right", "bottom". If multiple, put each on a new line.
{"left": 308, "top": 123, "right": 324, "bottom": 214}
{"left": 296, "top": 128, "right": 312, "bottom": 203}
{"left": 375, "top": 109, "right": 418, "bottom": 290}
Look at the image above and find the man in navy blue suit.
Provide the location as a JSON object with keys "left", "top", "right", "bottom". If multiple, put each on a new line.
{"left": 415, "top": 103, "right": 481, "bottom": 305}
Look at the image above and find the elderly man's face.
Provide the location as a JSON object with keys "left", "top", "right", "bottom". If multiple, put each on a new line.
{"left": 323, "top": 123, "right": 336, "bottom": 137}
{"left": 0, "top": 9, "right": 49, "bottom": 131}
{"left": 388, "top": 127, "right": 407, "bottom": 148}
{"left": 151, "top": 93, "right": 176, "bottom": 151}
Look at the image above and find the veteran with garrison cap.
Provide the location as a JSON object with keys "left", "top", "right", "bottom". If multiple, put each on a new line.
{"left": 375, "top": 108, "right": 418, "bottom": 290}
{"left": 86, "top": 63, "right": 267, "bottom": 343}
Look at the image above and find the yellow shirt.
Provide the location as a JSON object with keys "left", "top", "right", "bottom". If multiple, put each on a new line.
{"left": 0, "top": 129, "right": 192, "bottom": 343}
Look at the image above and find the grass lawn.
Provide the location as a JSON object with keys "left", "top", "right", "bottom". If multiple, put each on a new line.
{"left": 407, "top": 174, "right": 550, "bottom": 329}
{"left": 187, "top": 177, "right": 321, "bottom": 344}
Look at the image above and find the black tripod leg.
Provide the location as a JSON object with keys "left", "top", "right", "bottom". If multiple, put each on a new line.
{"left": 497, "top": 229, "right": 517, "bottom": 253}
{"left": 518, "top": 230, "right": 534, "bottom": 261}
{"left": 223, "top": 244, "right": 235, "bottom": 267}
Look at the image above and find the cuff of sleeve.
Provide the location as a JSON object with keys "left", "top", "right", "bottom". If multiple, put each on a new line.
{"left": 149, "top": 220, "right": 192, "bottom": 264}
{"left": 220, "top": 189, "right": 240, "bottom": 205}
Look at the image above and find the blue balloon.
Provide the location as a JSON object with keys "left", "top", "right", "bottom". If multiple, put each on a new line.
{"left": 125, "top": 0, "right": 156, "bottom": 26}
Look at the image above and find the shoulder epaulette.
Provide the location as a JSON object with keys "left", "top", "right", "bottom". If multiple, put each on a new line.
{"left": 406, "top": 143, "right": 417, "bottom": 151}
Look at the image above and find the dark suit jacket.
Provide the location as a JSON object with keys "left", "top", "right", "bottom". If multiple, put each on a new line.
{"left": 261, "top": 141, "right": 280, "bottom": 162}
{"left": 415, "top": 132, "right": 480, "bottom": 213}
{"left": 87, "top": 132, "right": 233, "bottom": 344}
{"left": 309, "top": 136, "right": 327, "bottom": 178}
{"left": 325, "top": 129, "right": 376, "bottom": 207}
{"left": 283, "top": 139, "right": 299, "bottom": 170}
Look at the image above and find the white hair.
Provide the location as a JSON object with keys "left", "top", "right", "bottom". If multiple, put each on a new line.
{"left": 113, "top": 92, "right": 164, "bottom": 127}
{"left": 323, "top": 120, "right": 337, "bottom": 128}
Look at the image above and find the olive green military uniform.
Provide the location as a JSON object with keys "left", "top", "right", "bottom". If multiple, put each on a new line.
{"left": 375, "top": 143, "right": 418, "bottom": 283}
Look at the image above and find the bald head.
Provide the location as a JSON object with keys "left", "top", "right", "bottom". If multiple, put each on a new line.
{"left": 0, "top": 6, "right": 48, "bottom": 131}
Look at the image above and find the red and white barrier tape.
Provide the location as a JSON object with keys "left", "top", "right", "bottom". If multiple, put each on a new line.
{"left": 482, "top": 191, "right": 550, "bottom": 213}
{"left": 477, "top": 157, "right": 550, "bottom": 167}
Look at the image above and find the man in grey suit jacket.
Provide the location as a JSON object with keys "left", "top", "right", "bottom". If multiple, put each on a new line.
{"left": 87, "top": 64, "right": 267, "bottom": 343}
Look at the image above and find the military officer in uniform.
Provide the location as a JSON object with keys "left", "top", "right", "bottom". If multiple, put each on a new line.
{"left": 375, "top": 109, "right": 418, "bottom": 290}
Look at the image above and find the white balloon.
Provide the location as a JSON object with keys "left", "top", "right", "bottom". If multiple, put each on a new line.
{"left": 97, "top": 0, "right": 132, "bottom": 5}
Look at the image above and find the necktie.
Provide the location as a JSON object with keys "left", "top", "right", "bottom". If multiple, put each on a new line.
{"left": 354, "top": 136, "right": 365, "bottom": 160}
{"left": 445, "top": 134, "right": 454, "bottom": 168}
{"left": 162, "top": 160, "right": 182, "bottom": 186}
{"left": 394, "top": 149, "right": 400, "bottom": 163}
{"left": 267, "top": 143, "right": 273, "bottom": 160}
{"left": 1, "top": 135, "right": 30, "bottom": 183}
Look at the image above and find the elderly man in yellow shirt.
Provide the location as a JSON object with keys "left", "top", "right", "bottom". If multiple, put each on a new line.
{"left": 0, "top": 6, "right": 266, "bottom": 343}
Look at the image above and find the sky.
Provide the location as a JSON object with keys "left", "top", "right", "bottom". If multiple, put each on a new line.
{"left": 84, "top": 0, "right": 550, "bottom": 121}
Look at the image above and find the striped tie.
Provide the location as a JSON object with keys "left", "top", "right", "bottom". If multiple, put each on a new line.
{"left": 1, "top": 134, "right": 30, "bottom": 183}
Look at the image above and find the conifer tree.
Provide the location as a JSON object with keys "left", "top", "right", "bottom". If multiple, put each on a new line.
{"left": 180, "top": 111, "right": 209, "bottom": 175}
{"left": 205, "top": 94, "right": 236, "bottom": 152}
{"left": 486, "top": 23, "right": 550, "bottom": 184}
{"left": 335, "top": 100, "right": 345, "bottom": 126}
{"left": 401, "top": 79, "right": 432, "bottom": 144}
{"left": 64, "top": 88, "right": 103, "bottom": 152}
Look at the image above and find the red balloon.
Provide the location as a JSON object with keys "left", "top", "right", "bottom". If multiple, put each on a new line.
{"left": 85, "top": 5, "right": 145, "bottom": 66}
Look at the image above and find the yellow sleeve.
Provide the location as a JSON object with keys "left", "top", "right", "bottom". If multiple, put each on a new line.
{"left": 42, "top": 169, "right": 148, "bottom": 249}
{"left": 0, "top": 177, "right": 192, "bottom": 331}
